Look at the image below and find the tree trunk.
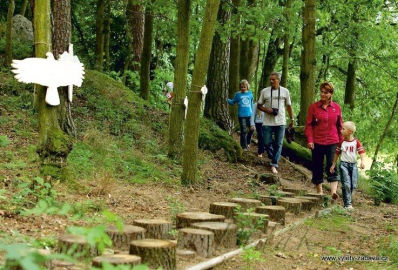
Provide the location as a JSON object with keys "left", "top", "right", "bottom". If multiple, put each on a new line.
{"left": 281, "top": 0, "right": 293, "bottom": 87}
{"left": 168, "top": 0, "right": 191, "bottom": 158}
{"left": 140, "top": 2, "right": 154, "bottom": 100}
{"left": 239, "top": 0, "right": 258, "bottom": 84}
{"left": 20, "top": 0, "right": 29, "bottom": 16}
{"left": 259, "top": 33, "right": 283, "bottom": 89}
{"left": 125, "top": 0, "right": 144, "bottom": 73}
{"left": 204, "top": 1, "right": 232, "bottom": 132}
{"left": 95, "top": 0, "right": 105, "bottom": 71}
{"left": 129, "top": 239, "right": 176, "bottom": 270}
{"left": 298, "top": 0, "right": 316, "bottom": 125}
{"left": 104, "top": 0, "right": 111, "bottom": 71}
{"left": 181, "top": 0, "right": 221, "bottom": 185}
{"left": 5, "top": 0, "right": 15, "bottom": 67}
{"left": 344, "top": 58, "right": 357, "bottom": 110}
{"left": 228, "top": 0, "right": 241, "bottom": 128}
{"left": 34, "top": 0, "right": 71, "bottom": 163}
{"left": 52, "top": 0, "right": 76, "bottom": 137}
{"left": 371, "top": 92, "right": 398, "bottom": 170}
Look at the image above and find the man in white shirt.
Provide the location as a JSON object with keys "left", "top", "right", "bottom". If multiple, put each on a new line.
{"left": 257, "top": 72, "right": 294, "bottom": 174}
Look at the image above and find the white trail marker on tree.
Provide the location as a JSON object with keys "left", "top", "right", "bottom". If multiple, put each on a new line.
{"left": 11, "top": 44, "right": 85, "bottom": 106}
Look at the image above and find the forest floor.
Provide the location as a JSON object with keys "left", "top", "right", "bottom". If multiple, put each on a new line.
{"left": 0, "top": 70, "right": 397, "bottom": 269}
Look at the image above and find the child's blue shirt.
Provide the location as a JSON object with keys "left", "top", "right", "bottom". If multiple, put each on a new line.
{"left": 228, "top": 91, "right": 253, "bottom": 117}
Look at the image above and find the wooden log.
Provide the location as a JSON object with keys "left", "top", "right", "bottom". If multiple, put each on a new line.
{"left": 296, "top": 196, "right": 321, "bottom": 207}
{"left": 282, "top": 139, "right": 312, "bottom": 169}
{"left": 176, "top": 212, "right": 225, "bottom": 229}
{"left": 255, "top": 205, "right": 286, "bottom": 225}
{"left": 294, "top": 198, "right": 313, "bottom": 211}
{"left": 57, "top": 234, "right": 98, "bottom": 258}
{"left": 209, "top": 202, "right": 239, "bottom": 219}
{"left": 106, "top": 224, "right": 146, "bottom": 250}
{"left": 306, "top": 192, "right": 327, "bottom": 205}
{"left": 92, "top": 254, "right": 141, "bottom": 267}
{"left": 176, "top": 249, "right": 196, "bottom": 258}
{"left": 277, "top": 198, "right": 302, "bottom": 215}
{"left": 282, "top": 187, "right": 308, "bottom": 196}
{"left": 229, "top": 198, "right": 261, "bottom": 211}
{"left": 129, "top": 239, "right": 176, "bottom": 270}
{"left": 177, "top": 228, "right": 214, "bottom": 258}
{"left": 272, "top": 191, "right": 295, "bottom": 198}
{"left": 191, "top": 222, "right": 238, "bottom": 249}
{"left": 258, "top": 195, "right": 276, "bottom": 205}
{"left": 133, "top": 219, "right": 172, "bottom": 239}
{"left": 240, "top": 213, "right": 269, "bottom": 233}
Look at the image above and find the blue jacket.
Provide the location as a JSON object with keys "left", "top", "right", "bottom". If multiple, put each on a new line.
{"left": 228, "top": 91, "right": 253, "bottom": 117}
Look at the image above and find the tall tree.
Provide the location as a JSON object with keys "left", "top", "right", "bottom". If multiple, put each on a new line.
{"left": 140, "top": 2, "right": 154, "bottom": 100}
{"left": 281, "top": 0, "right": 294, "bottom": 87}
{"left": 168, "top": 0, "right": 192, "bottom": 158}
{"left": 228, "top": 0, "right": 241, "bottom": 127}
{"left": 182, "top": 0, "right": 221, "bottom": 185}
{"left": 125, "top": 0, "right": 144, "bottom": 73}
{"left": 259, "top": 32, "right": 283, "bottom": 89}
{"left": 95, "top": 0, "right": 106, "bottom": 71}
{"left": 20, "top": 0, "right": 29, "bottom": 16}
{"left": 34, "top": 0, "right": 71, "bottom": 162}
{"left": 104, "top": 0, "right": 111, "bottom": 71}
{"left": 239, "top": 0, "right": 258, "bottom": 83}
{"left": 5, "top": 0, "right": 15, "bottom": 67}
{"left": 204, "top": 1, "right": 232, "bottom": 131}
{"left": 298, "top": 0, "right": 316, "bottom": 125}
{"left": 52, "top": 0, "right": 76, "bottom": 136}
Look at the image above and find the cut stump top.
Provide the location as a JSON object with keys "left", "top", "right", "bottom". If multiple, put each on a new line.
{"left": 134, "top": 219, "right": 171, "bottom": 225}
{"left": 229, "top": 198, "right": 262, "bottom": 204}
{"left": 92, "top": 254, "right": 141, "bottom": 264}
{"left": 191, "top": 222, "right": 237, "bottom": 231}
{"left": 256, "top": 205, "right": 285, "bottom": 211}
{"left": 130, "top": 239, "right": 176, "bottom": 249}
{"left": 106, "top": 224, "right": 146, "bottom": 234}
{"left": 177, "top": 212, "right": 225, "bottom": 220}
{"left": 179, "top": 228, "right": 214, "bottom": 236}
{"left": 210, "top": 202, "right": 239, "bottom": 207}
{"left": 58, "top": 234, "right": 86, "bottom": 244}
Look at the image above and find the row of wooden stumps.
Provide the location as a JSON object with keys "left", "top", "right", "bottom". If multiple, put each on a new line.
{"left": 49, "top": 186, "right": 326, "bottom": 270}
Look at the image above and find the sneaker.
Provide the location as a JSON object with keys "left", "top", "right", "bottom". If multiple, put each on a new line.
{"left": 243, "top": 148, "right": 248, "bottom": 152}
{"left": 257, "top": 154, "right": 263, "bottom": 158}
{"left": 332, "top": 193, "right": 339, "bottom": 200}
{"left": 344, "top": 205, "right": 354, "bottom": 211}
{"left": 271, "top": 166, "right": 278, "bottom": 174}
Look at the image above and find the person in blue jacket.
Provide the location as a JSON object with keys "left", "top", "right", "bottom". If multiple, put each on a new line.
{"left": 249, "top": 102, "right": 265, "bottom": 157}
{"left": 228, "top": 79, "right": 253, "bottom": 150}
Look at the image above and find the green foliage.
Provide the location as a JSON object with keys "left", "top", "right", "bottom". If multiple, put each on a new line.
{"left": 378, "top": 235, "right": 398, "bottom": 267}
{"left": 66, "top": 225, "right": 112, "bottom": 255}
{"left": 0, "top": 38, "right": 33, "bottom": 60}
{"left": 166, "top": 195, "right": 185, "bottom": 225}
{"left": 199, "top": 118, "right": 242, "bottom": 162}
{"left": 367, "top": 163, "right": 398, "bottom": 205}
{"left": 304, "top": 206, "right": 354, "bottom": 231}
{"left": 0, "top": 135, "right": 10, "bottom": 147}
{"left": 241, "top": 246, "right": 265, "bottom": 270}
{"left": 235, "top": 206, "right": 266, "bottom": 246}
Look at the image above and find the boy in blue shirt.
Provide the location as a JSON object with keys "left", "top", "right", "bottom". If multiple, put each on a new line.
{"left": 228, "top": 79, "right": 253, "bottom": 150}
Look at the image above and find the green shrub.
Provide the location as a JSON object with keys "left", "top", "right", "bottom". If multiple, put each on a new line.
{"left": 0, "top": 135, "right": 10, "bottom": 147}
{"left": 0, "top": 38, "right": 33, "bottom": 60}
{"left": 367, "top": 163, "right": 398, "bottom": 205}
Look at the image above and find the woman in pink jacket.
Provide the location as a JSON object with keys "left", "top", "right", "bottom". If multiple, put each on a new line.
{"left": 305, "top": 82, "right": 343, "bottom": 198}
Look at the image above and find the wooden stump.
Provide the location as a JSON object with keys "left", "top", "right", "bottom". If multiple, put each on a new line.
{"left": 258, "top": 195, "right": 276, "bottom": 205}
{"left": 241, "top": 213, "right": 269, "bottom": 233}
{"left": 306, "top": 192, "right": 327, "bottom": 205}
{"left": 277, "top": 198, "right": 302, "bottom": 215}
{"left": 294, "top": 198, "right": 313, "bottom": 211}
{"left": 256, "top": 206, "right": 286, "bottom": 225}
{"left": 106, "top": 225, "right": 146, "bottom": 250}
{"left": 177, "top": 228, "right": 214, "bottom": 257}
{"left": 268, "top": 221, "right": 280, "bottom": 233}
{"left": 209, "top": 202, "right": 239, "bottom": 219}
{"left": 282, "top": 187, "right": 308, "bottom": 196}
{"left": 133, "top": 219, "right": 172, "bottom": 239}
{"left": 191, "top": 222, "right": 238, "bottom": 249}
{"left": 296, "top": 196, "right": 321, "bottom": 207}
{"left": 92, "top": 254, "right": 141, "bottom": 267}
{"left": 58, "top": 234, "right": 98, "bottom": 258}
{"left": 272, "top": 191, "right": 295, "bottom": 198}
{"left": 176, "top": 249, "right": 196, "bottom": 258}
{"left": 129, "top": 239, "right": 176, "bottom": 270}
{"left": 229, "top": 198, "right": 262, "bottom": 211}
{"left": 176, "top": 212, "right": 225, "bottom": 229}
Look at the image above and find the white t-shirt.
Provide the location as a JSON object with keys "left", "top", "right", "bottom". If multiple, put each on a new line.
{"left": 336, "top": 139, "right": 365, "bottom": 163}
{"left": 257, "top": 86, "right": 292, "bottom": 126}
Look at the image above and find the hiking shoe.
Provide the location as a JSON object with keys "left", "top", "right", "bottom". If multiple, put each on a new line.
{"left": 344, "top": 205, "right": 354, "bottom": 211}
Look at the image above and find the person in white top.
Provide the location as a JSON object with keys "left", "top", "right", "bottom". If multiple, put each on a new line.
{"left": 330, "top": 121, "right": 365, "bottom": 210}
{"left": 257, "top": 72, "right": 294, "bottom": 174}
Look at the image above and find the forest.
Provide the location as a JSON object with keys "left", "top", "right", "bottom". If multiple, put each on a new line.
{"left": 0, "top": 0, "right": 397, "bottom": 269}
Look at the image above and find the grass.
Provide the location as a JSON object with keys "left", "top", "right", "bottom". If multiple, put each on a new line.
{"left": 304, "top": 206, "right": 355, "bottom": 232}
